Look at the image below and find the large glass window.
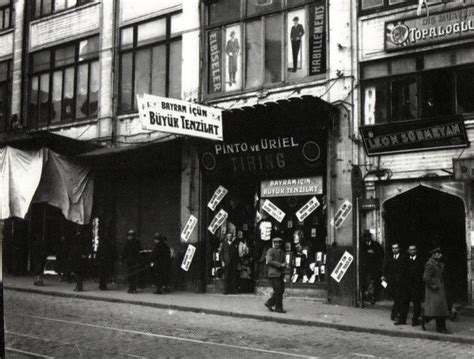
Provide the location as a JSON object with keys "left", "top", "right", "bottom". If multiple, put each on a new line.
{"left": 0, "top": 0, "right": 12, "bottom": 31}
{"left": 28, "top": 36, "right": 99, "bottom": 128}
{"left": 32, "top": 0, "right": 92, "bottom": 19}
{"left": 0, "top": 60, "right": 11, "bottom": 131}
{"left": 118, "top": 13, "right": 182, "bottom": 113}
{"left": 359, "top": 0, "right": 416, "bottom": 14}
{"left": 206, "top": 0, "right": 324, "bottom": 95}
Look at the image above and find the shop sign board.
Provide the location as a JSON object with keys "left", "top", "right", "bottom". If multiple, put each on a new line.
{"left": 181, "top": 215, "right": 198, "bottom": 242}
{"left": 207, "top": 185, "right": 228, "bottom": 211}
{"left": 308, "top": 2, "right": 327, "bottom": 76}
{"left": 359, "top": 198, "right": 380, "bottom": 211}
{"left": 262, "top": 199, "right": 286, "bottom": 223}
{"left": 261, "top": 177, "right": 323, "bottom": 198}
{"left": 180, "top": 244, "right": 196, "bottom": 272}
{"left": 330, "top": 251, "right": 354, "bottom": 283}
{"left": 453, "top": 157, "right": 474, "bottom": 181}
{"left": 359, "top": 116, "right": 469, "bottom": 156}
{"left": 296, "top": 196, "right": 320, "bottom": 222}
{"left": 137, "top": 93, "right": 223, "bottom": 141}
{"left": 330, "top": 200, "right": 352, "bottom": 229}
{"left": 208, "top": 209, "right": 228, "bottom": 234}
{"left": 385, "top": 6, "right": 474, "bottom": 52}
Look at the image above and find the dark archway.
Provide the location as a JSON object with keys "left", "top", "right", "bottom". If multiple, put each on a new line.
{"left": 384, "top": 185, "right": 468, "bottom": 303}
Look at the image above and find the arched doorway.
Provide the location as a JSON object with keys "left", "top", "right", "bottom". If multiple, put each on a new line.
{"left": 384, "top": 185, "right": 468, "bottom": 303}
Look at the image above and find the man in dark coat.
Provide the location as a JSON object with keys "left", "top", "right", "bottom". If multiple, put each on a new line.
{"left": 290, "top": 16, "right": 304, "bottom": 72}
{"left": 121, "top": 229, "right": 141, "bottom": 294}
{"left": 265, "top": 237, "right": 287, "bottom": 313}
{"left": 382, "top": 242, "right": 407, "bottom": 322}
{"left": 399, "top": 244, "right": 424, "bottom": 326}
{"left": 219, "top": 233, "right": 239, "bottom": 294}
{"left": 71, "top": 230, "right": 88, "bottom": 292}
{"left": 151, "top": 233, "right": 171, "bottom": 294}
{"left": 97, "top": 235, "right": 117, "bottom": 291}
{"left": 421, "top": 247, "right": 450, "bottom": 333}
{"left": 360, "top": 230, "right": 383, "bottom": 305}
{"left": 226, "top": 31, "right": 240, "bottom": 86}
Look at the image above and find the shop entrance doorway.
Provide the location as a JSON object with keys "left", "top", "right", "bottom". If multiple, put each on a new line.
{"left": 384, "top": 185, "right": 468, "bottom": 303}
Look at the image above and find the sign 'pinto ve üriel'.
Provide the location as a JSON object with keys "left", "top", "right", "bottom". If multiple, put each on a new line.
{"left": 137, "top": 94, "right": 223, "bottom": 141}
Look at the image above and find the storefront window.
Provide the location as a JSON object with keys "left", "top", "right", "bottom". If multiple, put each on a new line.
{"left": 422, "top": 69, "right": 453, "bottom": 119}
{"left": 456, "top": 67, "right": 474, "bottom": 114}
{"left": 391, "top": 77, "right": 417, "bottom": 122}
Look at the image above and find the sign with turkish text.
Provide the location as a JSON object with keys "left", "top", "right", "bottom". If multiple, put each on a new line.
{"left": 208, "top": 29, "right": 222, "bottom": 94}
{"left": 330, "top": 251, "right": 354, "bottom": 283}
{"left": 137, "top": 93, "right": 223, "bottom": 141}
{"left": 208, "top": 209, "right": 228, "bottom": 234}
{"left": 330, "top": 200, "right": 352, "bottom": 229}
{"left": 385, "top": 6, "right": 474, "bottom": 51}
{"left": 207, "top": 185, "right": 228, "bottom": 211}
{"left": 180, "top": 244, "right": 196, "bottom": 272}
{"left": 309, "top": 2, "right": 326, "bottom": 76}
{"left": 261, "top": 177, "right": 323, "bottom": 198}
{"left": 181, "top": 215, "right": 198, "bottom": 242}
{"left": 296, "top": 196, "right": 320, "bottom": 222}
{"left": 262, "top": 199, "right": 286, "bottom": 223}
{"left": 360, "top": 116, "right": 468, "bottom": 156}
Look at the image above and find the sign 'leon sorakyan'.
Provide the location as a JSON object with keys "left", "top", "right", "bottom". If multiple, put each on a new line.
{"left": 137, "top": 94, "right": 223, "bottom": 141}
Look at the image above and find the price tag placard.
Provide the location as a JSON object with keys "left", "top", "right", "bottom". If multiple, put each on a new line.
{"left": 208, "top": 209, "right": 228, "bottom": 234}
{"left": 181, "top": 244, "right": 197, "bottom": 272}
{"left": 207, "top": 185, "right": 228, "bottom": 211}
{"left": 181, "top": 215, "right": 198, "bottom": 242}
{"left": 262, "top": 199, "right": 286, "bottom": 223}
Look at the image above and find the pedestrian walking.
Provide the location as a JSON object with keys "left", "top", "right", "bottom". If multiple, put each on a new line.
{"left": 381, "top": 242, "right": 407, "bottom": 322}
{"left": 121, "top": 229, "right": 141, "bottom": 294}
{"left": 150, "top": 233, "right": 171, "bottom": 294}
{"left": 71, "top": 230, "right": 88, "bottom": 292}
{"left": 421, "top": 247, "right": 450, "bottom": 334}
{"left": 398, "top": 244, "right": 424, "bottom": 326}
{"left": 360, "top": 230, "right": 383, "bottom": 305}
{"left": 219, "top": 232, "right": 239, "bottom": 294}
{"left": 97, "top": 235, "right": 117, "bottom": 291}
{"left": 264, "top": 237, "right": 287, "bottom": 314}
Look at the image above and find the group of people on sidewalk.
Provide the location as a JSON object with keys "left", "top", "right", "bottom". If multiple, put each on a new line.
{"left": 361, "top": 230, "right": 456, "bottom": 334}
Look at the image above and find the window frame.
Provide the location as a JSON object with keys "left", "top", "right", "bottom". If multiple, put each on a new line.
{"left": 358, "top": 0, "right": 417, "bottom": 16}
{"left": 0, "top": 59, "right": 11, "bottom": 132}
{"left": 28, "top": 35, "right": 99, "bottom": 128}
{"left": 0, "top": 0, "right": 13, "bottom": 31}
{"left": 31, "top": 0, "right": 93, "bottom": 20}
{"left": 118, "top": 11, "right": 182, "bottom": 115}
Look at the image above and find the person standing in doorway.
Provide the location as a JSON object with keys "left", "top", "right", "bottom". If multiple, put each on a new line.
{"left": 360, "top": 230, "right": 384, "bottom": 305}
{"left": 382, "top": 242, "right": 407, "bottom": 323}
{"left": 290, "top": 16, "right": 304, "bottom": 72}
{"left": 219, "top": 232, "right": 239, "bottom": 294}
{"left": 71, "top": 230, "right": 88, "bottom": 292}
{"left": 226, "top": 31, "right": 240, "bottom": 86}
{"left": 265, "top": 237, "right": 287, "bottom": 313}
{"left": 398, "top": 244, "right": 424, "bottom": 326}
{"left": 121, "top": 229, "right": 141, "bottom": 294}
{"left": 421, "top": 247, "right": 450, "bottom": 334}
{"left": 151, "top": 233, "right": 171, "bottom": 294}
{"left": 97, "top": 234, "right": 117, "bottom": 291}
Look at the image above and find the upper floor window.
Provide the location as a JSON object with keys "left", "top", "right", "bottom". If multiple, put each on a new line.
{"left": 206, "top": 0, "right": 326, "bottom": 96}
{"left": 0, "top": 0, "right": 13, "bottom": 30}
{"left": 359, "top": 0, "right": 417, "bottom": 14}
{"left": 0, "top": 60, "right": 11, "bottom": 131}
{"left": 32, "top": 0, "right": 93, "bottom": 19}
{"left": 28, "top": 36, "right": 99, "bottom": 128}
{"left": 118, "top": 12, "right": 182, "bottom": 114}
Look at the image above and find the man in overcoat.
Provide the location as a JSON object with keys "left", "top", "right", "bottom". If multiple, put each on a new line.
{"left": 421, "top": 247, "right": 450, "bottom": 333}
{"left": 151, "top": 233, "right": 171, "bottom": 294}
{"left": 398, "top": 244, "right": 424, "bottom": 325}
{"left": 265, "top": 237, "right": 287, "bottom": 313}
{"left": 360, "top": 230, "right": 383, "bottom": 305}
{"left": 382, "top": 242, "right": 407, "bottom": 322}
{"left": 219, "top": 233, "right": 239, "bottom": 294}
{"left": 121, "top": 229, "right": 141, "bottom": 294}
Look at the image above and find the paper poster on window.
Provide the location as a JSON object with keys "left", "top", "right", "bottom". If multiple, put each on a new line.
{"left": 208, "top": 209, "right": 228, "bottom": 234}
{"left": 296, "top": 196, "right": 320, "bottom": 222}
{"left": 181, "top": 215, "right": 198, "bottom": 242}
{"left": 259, "top": 220, "right": 272, "bottom": 241}
{"left": 308, "top": 2, "right": 326, "bottom": 76}
{"left": 330, "top": 200, "right": 352, "bottom": 229}
{"left": 208, "top": 29, "right": 222, "bottom": 94}
{"left": 262, "top": 199, "right": 286, "bottom": 223}
{"left": 180, "top": 244, "right": 196, "bottom": 272}
{"left": 330, "top": 251, "right": 353, "bottom": 283}
{"left": 364, "top": 86, "right": 376, "bottom": 125}
{"left": 208, "top": 185, "right": 228, "bottom": 211}
{"left": 225, "top": 25, "right": 242, "bottom": 91}
{"left": 287, "top": 9, "right": 306, "bottom": 78}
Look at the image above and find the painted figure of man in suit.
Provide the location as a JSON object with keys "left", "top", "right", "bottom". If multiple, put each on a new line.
{"left": 226, "top": 31, "right": 240, "bottom": 86}
{"left": 290, "top": 16, "right": 304, "bottom": 72}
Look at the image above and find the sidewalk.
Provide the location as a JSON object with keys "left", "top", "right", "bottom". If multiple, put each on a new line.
{"left": 4, "top": 275, "right": 474, "bottom": 345}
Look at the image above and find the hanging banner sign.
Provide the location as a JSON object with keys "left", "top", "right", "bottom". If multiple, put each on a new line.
{"left": 296, "top": 196, "right": 320, "bottom": 222}
{"left": 262, "top": 199, "right": 286, "bottom": 223}
{"left": 208, "top": 209, "right": 228, "bottom": 234}
{"left": 261, "top": 177, "right": 323, "bottom": 198}
{"left": 180, "top": 244, "right": 196, "bottom": 271}
{"left": 330, "top": 200, "right": 352, "bottom": 229}
{"left": 330, "top": 251, "right": 354, "bottom": 283}
{"left": 181, "top": 215, "right": 198, "bottom": 242}
{"left": 385, "top": 5, "right": 474, "bottom": 52}
{"left": 308, "top": 2, "right": 327, "bottom": 76}
{"left": 207, "top": 185, "right": 228, "bottom": 211}
{"left": 137, "top": 93, "right": 223, "bottom": 141}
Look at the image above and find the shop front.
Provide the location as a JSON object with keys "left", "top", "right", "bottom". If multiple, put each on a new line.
{"left": 199, "top": 96, "right": 337, "bottom": 298}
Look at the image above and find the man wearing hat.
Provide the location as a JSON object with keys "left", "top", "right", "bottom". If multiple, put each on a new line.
{"left": 290, "top": 16, "right": 305, "bottom": 72}
{"left": 421, "top": 247, "right": 450, "bottom": 333}
{"left": 151, "top": 233, "right": 171, "bottom": 294}
{"left": 265, "top": 237, "right": 287, "bottom": 313}
{"left": 121, "top": 229, "right": 142, "bottom": 294}
{"left": 360, "top": 230, "right": 383, "bottom": 305}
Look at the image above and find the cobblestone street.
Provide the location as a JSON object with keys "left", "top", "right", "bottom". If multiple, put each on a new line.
{"left": 4, "top": 290, "right": 474, "bottom": 358}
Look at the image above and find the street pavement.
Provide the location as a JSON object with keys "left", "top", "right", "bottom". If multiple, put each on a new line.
{"left": 4, "top": 290, "right": 474, "bottom": 358}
